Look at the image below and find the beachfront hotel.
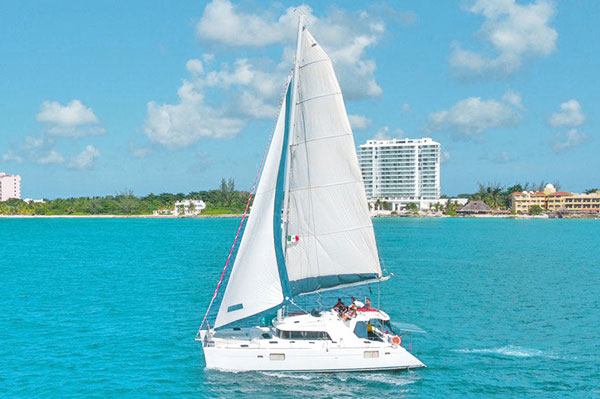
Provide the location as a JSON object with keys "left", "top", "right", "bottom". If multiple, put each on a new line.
{"left": 511, "top": 184, "right": 600, "bottom": 213}
{"left": 0, "top": 172, "right": 21, "bottom": 201}
{"left": 358, "top": 138, "right": 440, "bottom": 210}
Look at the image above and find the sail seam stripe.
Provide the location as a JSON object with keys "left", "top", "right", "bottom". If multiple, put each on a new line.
{"left": 291, "top": 132, "right": 351, "bottom": 146}
{"left": 289, "top": 179, "right": 362, "bottom": 193}
{"left": 298, "top": 58, "right": 329, "bottom": 69}
{"left": 294, "top": 223, "right": 374, "bottom": 237}
{"left": 297, "top": 91, "right": 341, "bottom": 105}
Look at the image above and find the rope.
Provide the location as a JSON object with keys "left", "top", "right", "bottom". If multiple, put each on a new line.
{"left": 288, "top": 298, "right": 309, "bottom": 315}
{"left": 197, "top": 77, "right": 291, "bottom": 336}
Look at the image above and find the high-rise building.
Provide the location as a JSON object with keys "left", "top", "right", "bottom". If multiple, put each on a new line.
{"left": 0, "top": 172, "right": 21, "bottom": 201}
{"left": 358, "top": 138, "right": 440, "bottom": 210}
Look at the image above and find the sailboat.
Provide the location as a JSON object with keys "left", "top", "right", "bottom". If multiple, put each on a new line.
{"left": 196, "top": 16, "right": 426, "bottom": 372}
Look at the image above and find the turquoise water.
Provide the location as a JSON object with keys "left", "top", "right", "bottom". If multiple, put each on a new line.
{"left": 1, "top": 218, "right": 599, "bottom": 398}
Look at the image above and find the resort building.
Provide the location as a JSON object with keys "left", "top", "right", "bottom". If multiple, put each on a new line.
{"left": 358, "top": 138, "right": 440, "bottom": 210}
{"left": 457, "top": 200, "right": 492, "bottom": 215}
{"left": 511, "top": 184, "right": 600, "bottom": 213}
{"left": 563, "top": 193, "right": 600, "bottom": 212}
{"left": 0, "top": 172, "right": 21, "bottom": 201}
{"left": 153, "top": 199, "right": 206, "bottom": 216}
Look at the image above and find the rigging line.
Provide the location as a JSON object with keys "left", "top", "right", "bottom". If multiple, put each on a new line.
{"left": 197, "top": 77, "right": 291, "bottom": 335}
{"left": 288, "top": 297, "right": 310, "bottom": 315}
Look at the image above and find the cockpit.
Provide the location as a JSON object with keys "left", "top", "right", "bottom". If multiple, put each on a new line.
{"left": 353, "top": 318, "right": 395, "bottom": 341}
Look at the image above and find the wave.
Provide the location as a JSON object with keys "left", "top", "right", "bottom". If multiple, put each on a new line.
{"left": 260, "top": 371, "right": 315, "bottom": 380}
{"left": 349, "top": 372, "right": 421, "bottom": 387}
{"left": 454, "top": 345, "right": 558, "bottom": 359}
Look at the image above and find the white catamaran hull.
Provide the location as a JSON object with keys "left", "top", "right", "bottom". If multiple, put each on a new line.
{"left": 199, "top": 310, "right": 426, "bottom": 372}
{"left": 203, "top": 344, "right": 424, "bottom": 372}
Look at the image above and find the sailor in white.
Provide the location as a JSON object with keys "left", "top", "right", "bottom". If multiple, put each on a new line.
{"left": 351, "top": 296, "right": 365, "bottom": 308}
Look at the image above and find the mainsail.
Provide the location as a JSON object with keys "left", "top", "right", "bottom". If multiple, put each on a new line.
{"left": 211, "top": 18, "right": 382, "bottom": 329}
{"left": 284, "top": 28, "right": 382, "bottom": 295}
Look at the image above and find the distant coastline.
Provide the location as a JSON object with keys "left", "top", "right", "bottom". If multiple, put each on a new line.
{"left": 0, "top": 214, "right": 245, "bottom": 219}
{"left": 2, "top": 213, "right": 597, "bottom": 220}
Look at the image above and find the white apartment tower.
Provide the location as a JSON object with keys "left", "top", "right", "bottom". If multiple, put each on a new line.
{"left": 0, "top": 172, "right": 21, "bottom": 201}
{"left": 358, "top": 138, "right": 440, "bottom": 210}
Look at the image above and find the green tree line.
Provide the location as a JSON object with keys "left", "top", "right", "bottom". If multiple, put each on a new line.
{"left": 0, "top": 178, "right": 249, "bottom": 216}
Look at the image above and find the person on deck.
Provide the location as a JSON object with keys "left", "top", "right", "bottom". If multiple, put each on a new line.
{"left": 333, "top": 298, "right": 346, "bottom": 316}
{"left": 343, "top": 304, "right": 357, "bottom": 321}
{"left": 351, "top": 296, "right": 365, "bottom": 308}
{"left": 361, "top": 298, "right": 372, "bottom": 309}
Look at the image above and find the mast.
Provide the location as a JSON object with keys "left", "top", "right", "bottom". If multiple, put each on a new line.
{"left": 281, "top": 15, "right": 305, "bottom": 262}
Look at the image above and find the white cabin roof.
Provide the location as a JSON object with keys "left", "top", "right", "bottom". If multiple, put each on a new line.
{"left": 273, "top": 309, "right": 390, "bottom": 332}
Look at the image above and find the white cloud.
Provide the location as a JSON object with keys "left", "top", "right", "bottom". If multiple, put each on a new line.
{"left": 427, "top": 92, "right": 522, "bottom": 137}
{"left": 130, "top": 143, "right": 153, "bottom": 159}
{"left": 450, "top": 0, "right": 557, "bottom": 76}
{"left": 145, "top": 56, "right": 290, "bottom": 148}
{"left": 232, "top": 91, "right": 279, "bottom": 119}
{"left": 144, "top": 80, "right": 246, "bottom": 148}
{"left": 69, "top": 145, "right": 100, "bottom": 169}
{"left": 2, "top": 151, "right": 23, "bottom": 163}
{"left": 441, "top": 151, "right": 451, "bottom": 164}
{"left": 502, "top": 90, "right": 524, "bottom": 109}
{"left": 495, "top": 151, "right": 512, "bottom": 163}
{"left": 549, "top": 99, "right": 585, "bottom": 127}
{"left": 196, "top": 0, "right": 292, "bottom": 47}
{"left": 401, "top": 103, "right": 411, "bottom": 112}
{"left": 37, "top": 100, "right": 98, "bottom": 126}
{"left": 373, "top": 126, "right": 405, "bottom": 140}
{"left": 553, "top": 129, "right": 588, "bottom": 153}
{"left": 147, "top": 1, "right": 389, "bottom": 148}
{"left": 202, "top": 53, "right": 215, "bottom": 64}
{"left": 36, "top": 150, "right": 65, "bottom": 165}
{"left": 186, "top": 59, "right": 204, "bottom": 76}
{"left": 23, "top": 135, "right": 49, "bottom": 150}
{"left": 549, "top": 100, "right": 588, "bottom": 153}
{"left": 36, "top": 100, "right": 104, "bottom": 137}
{"left": 348, "top": 114, "right": 372, "bottom": 131}
{"left": 196, "top": 0, "right": 385, "bottom": 100}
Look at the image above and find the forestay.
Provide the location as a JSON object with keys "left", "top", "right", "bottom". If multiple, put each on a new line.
{"left": 284, "top": 29, "right": 382, "bottom": 296}
{"left": 214, "top": 83, "right": 291, "bottom": 329}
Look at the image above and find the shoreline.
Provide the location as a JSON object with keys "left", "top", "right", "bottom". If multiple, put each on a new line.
{"left": 1, "top": 213, "right": 597, "bottom": 220}
{"left": 0, "top": 214, "right": 246, "bottom": 219}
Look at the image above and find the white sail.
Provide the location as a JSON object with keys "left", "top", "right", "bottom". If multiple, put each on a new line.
{"left": 214, "top": 83, "right": 290, "bottom": 329}
{"left": 284, "top": 29, "right": 382, "bottom": 295}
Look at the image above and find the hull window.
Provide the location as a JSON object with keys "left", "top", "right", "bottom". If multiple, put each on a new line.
{"left": 269, "top": 353, "right": 285, "bottom": 361}
{"left": 364, "top": 351, "right": 379, "bottom": 358}
{"left": 275, "top": 329, "right": 331, "bottom": 340}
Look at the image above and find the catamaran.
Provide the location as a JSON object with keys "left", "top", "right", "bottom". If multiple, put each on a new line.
{"left": 196, "top": 16, "right": 426, "bottom": 372}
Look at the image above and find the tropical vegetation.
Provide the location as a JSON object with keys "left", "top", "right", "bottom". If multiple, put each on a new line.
{"left": 457, "top": 181, "right": 562, "bottom": 210}
{"left": 0, "top": 178, "right": 249, "bottom": 216}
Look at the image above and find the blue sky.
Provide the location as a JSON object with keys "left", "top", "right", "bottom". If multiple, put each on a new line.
{"left": 1, "top": 0, "right": 598, "bottom": 198}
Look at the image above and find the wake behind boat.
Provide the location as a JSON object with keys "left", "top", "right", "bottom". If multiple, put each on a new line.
{"left": 196, "top": 16, "right": 425, "bottom": 372}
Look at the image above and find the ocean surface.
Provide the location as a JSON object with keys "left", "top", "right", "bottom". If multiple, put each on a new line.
{"left": 1, "top": 217, "right": 599, "bottom": 398}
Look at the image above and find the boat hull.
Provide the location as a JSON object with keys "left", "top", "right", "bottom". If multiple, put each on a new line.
{"left": 202, "top": 344, "right": 425, "bottom": 372}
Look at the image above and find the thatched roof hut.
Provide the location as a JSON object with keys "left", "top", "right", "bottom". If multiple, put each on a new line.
{"left": 458, "top": 200, "right": 492, "bottom": 214}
